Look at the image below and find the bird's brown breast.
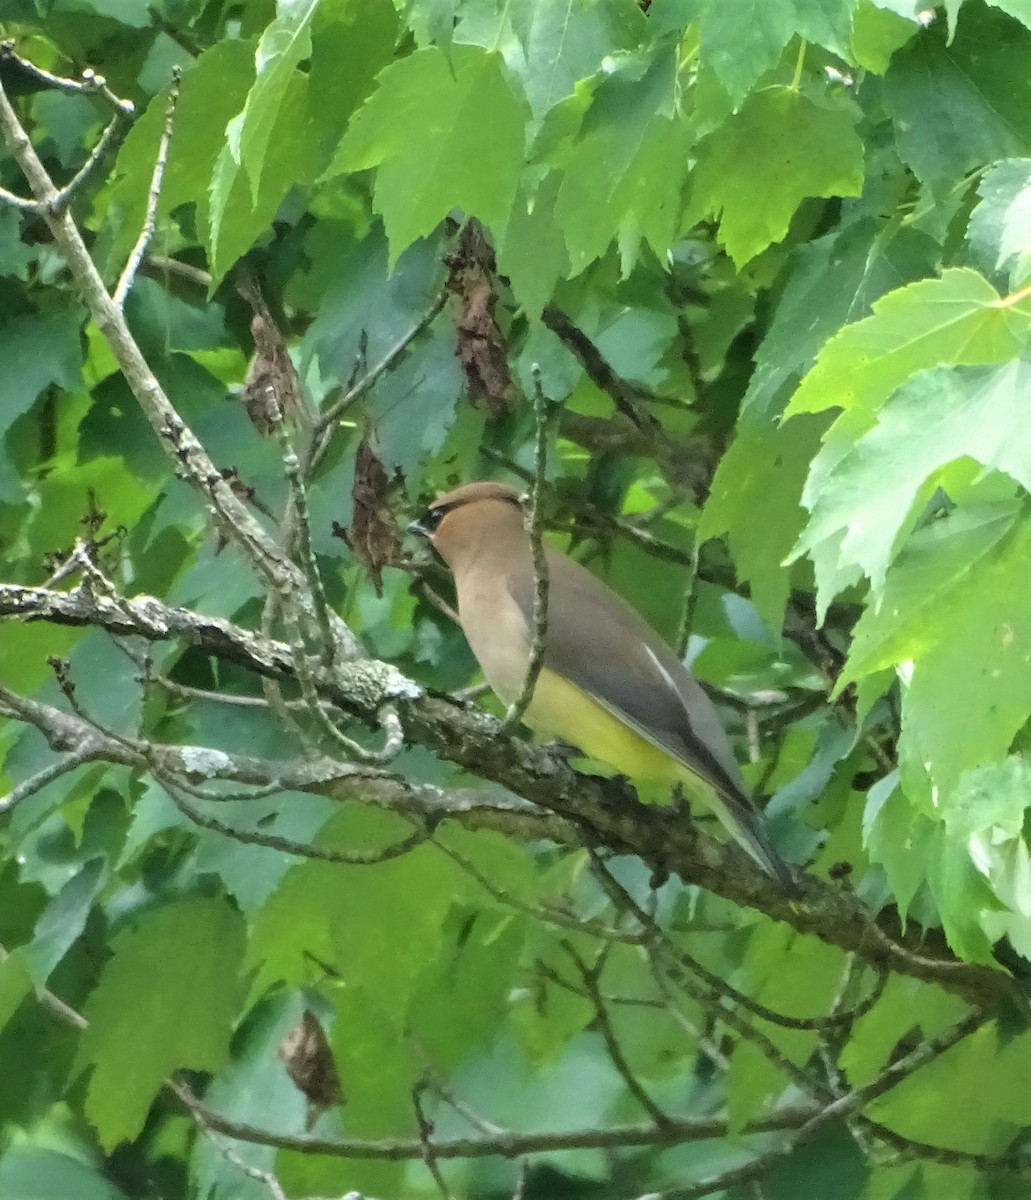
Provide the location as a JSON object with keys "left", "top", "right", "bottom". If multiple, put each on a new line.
{"left": 453, "top": 566, "right": 532, "bottom": 705}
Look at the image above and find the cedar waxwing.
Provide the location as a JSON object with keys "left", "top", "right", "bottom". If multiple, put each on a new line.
{"left": 410, "top": 481, "right": 795, "bottom": 890}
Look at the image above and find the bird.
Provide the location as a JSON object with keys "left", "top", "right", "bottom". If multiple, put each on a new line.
{"left": 409, "top": 480, "right": 795, "bottom": 890}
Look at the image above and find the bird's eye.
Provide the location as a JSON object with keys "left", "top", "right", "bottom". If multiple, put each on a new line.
{"left": 421, "top": 503, "right": 457, "bottom": 532}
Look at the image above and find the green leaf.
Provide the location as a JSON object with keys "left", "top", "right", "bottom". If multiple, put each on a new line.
{"left": 0, "top": 307, "right": 83, "bottom": 442}
{"left": 507, "top": 0, "right": 645, "bottom": 118}
{"left": 23, "top": 858, "right": 105, "bottom": 985}
{"left": 328, "top": 985, "right": 418, "bottom": 1146}
{"left": 0, "top": 1144, "right": 128, "bottom": 1200}
{"left": 0, "top": 950, "right": 33, "bottom": 1036}
{"left": 840, "top": 501, "right": 1016, "bottom": 682}
{"left": 687, "top": 0, "right": 855, "bottom": 104}
{"left": 967, "top": 158, "right": 1031, "bottom": 289}
{"left": 989, "top": 1027, "right": 1031, "bottom": 1125}
{"left": 840, "top": 976, "right": 966, "bottom": 1088}
{"left": 864, "top": 773, "right": 932, "bottom": 924}
{"left": 207, "top": 70, "right": 314, "bottom": 281}
{"left": 77, "top": 898, "right": 245, "bottom": 1149}
{"left": 923, "top": 821, "right": 999, "bottom": 963}
{"left": 943, "top": 759, "right": 1031, "bottom": 958}
{"left": 689, "top": 87, "right": 864, "bottom": 267}
{"left": 945, "top": 759, "right": 1031, "bottom": 841}
{"left": 701, "top": 411, "right": 828, "bottom": 631}
{"left": 228, "top": 0, "right": 319, "bottom": 202}
{"left": 842, "top": 504, "right": 1031, "bottom": 800}
{"left": 792, "top": 360, "right": 1031, "bottom": 600}
{"left": 249, "top": 807, "right": 462, "bottom": 1021}
{"left": 884, "top": 10, "right": 1031, "bottom": 197}
{"left": 742, "top": 220, "right": 940, "bottom": 417}
{"left": 987, "top": 0, "right": 1031, "bottom": 28}
{"left": 552, "top": 41, "right": 690, "bottom": 274}
{"left": 328, "top": 45, "right": 528, "bottom": 262}
{"left": 870, "top": 1023, "right": 1007, "bottom": 1150}
{"left": 0, "top": 210, "right": 33, "bottom": 279}
{"left": 726, "top": 1037, "right": 785, "bottom": 1132}
{"left": 849, "top": 0, "right": 919, "bottom": 73}
{"left": 497, "top": 173, "right": 570, "bottom": 317}
{"left": 306, "top": 0, "right": 399, "bottom": 172}
{"left": 411, "top": 910, "right": 526, "bottom": 1071}
{"left": 104, "top": 39, "right": 256, "bottom": 266}
{"left": 784, "top": 268, "right": 1031, "bottom": 419}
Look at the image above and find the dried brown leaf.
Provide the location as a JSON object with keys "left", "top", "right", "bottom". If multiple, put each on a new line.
{"left": 278, "top": 1009, "right": 344, "bottom": 1128}
{"left": 446, "top": 220, "right": 515, "bottom": 417}
{"left": 347, "top": 437, "right": 404, "bottom": 596}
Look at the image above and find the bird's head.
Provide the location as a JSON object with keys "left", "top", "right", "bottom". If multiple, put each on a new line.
{"left": 408, "top": 481, "right": 525, "bottom": 570}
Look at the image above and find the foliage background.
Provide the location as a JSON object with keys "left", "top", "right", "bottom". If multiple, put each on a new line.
{"left": 2, "top": 0, "right": 1031, "bottom": 1198}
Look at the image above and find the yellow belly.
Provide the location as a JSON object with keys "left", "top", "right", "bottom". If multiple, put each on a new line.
{"left": 525, "top": 667, "right": 715, "bottom": 806}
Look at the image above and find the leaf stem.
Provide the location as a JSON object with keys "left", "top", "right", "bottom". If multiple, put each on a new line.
{"left": 790, "top": 39, "right": 807, "bottom": 90}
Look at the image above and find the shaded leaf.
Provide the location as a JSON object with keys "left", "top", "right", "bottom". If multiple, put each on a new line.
{"left": 329, "top": 45, "right": 528, "bottom": 262}
{"left": 689, "top": 87, "right": 863, "bottom": 267}
{"left": 77, "top": 898, "right": 245, "bottom": 1149}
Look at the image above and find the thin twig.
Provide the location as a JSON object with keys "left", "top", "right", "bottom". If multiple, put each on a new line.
{"left": 673, "top": 538, "right": 700, "bottom": 660}
{"left": 585, "top": 851, "right": 827, "bottom": 1098}
{"left": 861, "top": 912, "right": 980, "bottom": 981}
{"left": 647, "top": 957, "right": 731, "bottom": 1073}
{"left": 268, "top": 388, "right": 339, "bottom": 665}
{"left": 417, "top": 1066, "right": 506, "bottom": 1137}
{"left": 0, "top": 59, "right": 361, "bottom": 658}
{"left": 143, "top": 253, "right": 212, "bottom": 289}
{"left": 157, "top": 772, "right": 427, "bottom": 865}
{"left": 590, "top": 849, "right": 884, "bottom": 1034}
{"left": 511, "top": 1161, "right": 528, "bottom": 1200}
{"left": 172, "top": 1090, "right": 823, "bottom": 1160}
{"left": 189, "top": 1097, "right": 289, "bottom": 1200}
{"left": 533, "top": 958, "right": 666, "bottom": 1011}
{"left": 278, "top": 585, "right": 404, "bottom": 763}
{"left": 314, "top": 290, "right": 449, "bottom": 440}
{"left": 0, "top": 745, "right": 99, "bottom": 815}
{"left": 636, "top": 1008, "right": 988, "bottom": 1200}
{"left": 413, "top": 1081, "right": 454, "bottom": 1200}
{"left": 0, "top": 942, "right": 87, "bottom": 1029}
{"left": 0, "top": 43, "right": 134, "bottom": 113}
{"left": 498, "top": 367, "right": 550, "bottom": 733}
{"left": 114, "top": 68, "right": 181, "bottom": 307}
{"left": 432, "top": 834, "right": 643, "bottom": 943}
{"left": 565, "top": 942, "right": 672, "bottom": 1127}
{"left": 0, "top": 115, "right": 125, "bottom": 215}
{"left": 260, "top": 592, "right": 325, "bottom": 755}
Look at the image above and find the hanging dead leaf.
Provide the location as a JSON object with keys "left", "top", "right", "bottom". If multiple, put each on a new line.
{"left": 238, "top": 278, "right": 304, "bottom": 434}
{"left": 278, "top": 1009, "right": 343, "bottom": 1130}
{"left": 341, "top": 437, "right": 404, "bottom": 596}
{"left": 445, "top": 220, "right": 515, "bottom": 417}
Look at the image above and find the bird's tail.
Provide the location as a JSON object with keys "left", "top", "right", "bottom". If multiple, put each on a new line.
{"left": 711, "top": 789, "right": 798, "bottom": 894}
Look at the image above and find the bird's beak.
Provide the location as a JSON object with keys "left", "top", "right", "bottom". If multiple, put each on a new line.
{"left": 407, "top": 519, "right": 429, "bottom": 539}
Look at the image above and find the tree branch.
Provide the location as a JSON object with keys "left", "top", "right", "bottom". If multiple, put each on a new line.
{"left": 0, "top": 580, "right": 1017, "bottom": 1010}
{"left": 0, "top": 69, "right": 361, "bottom": 661}
{"left": 114, "top": 66, "right": 180, "bottom": 306}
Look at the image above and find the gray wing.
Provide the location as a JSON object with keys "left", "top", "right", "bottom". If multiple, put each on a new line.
{"left": 508, "top": 551, "right": 748, "bottom": 802}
